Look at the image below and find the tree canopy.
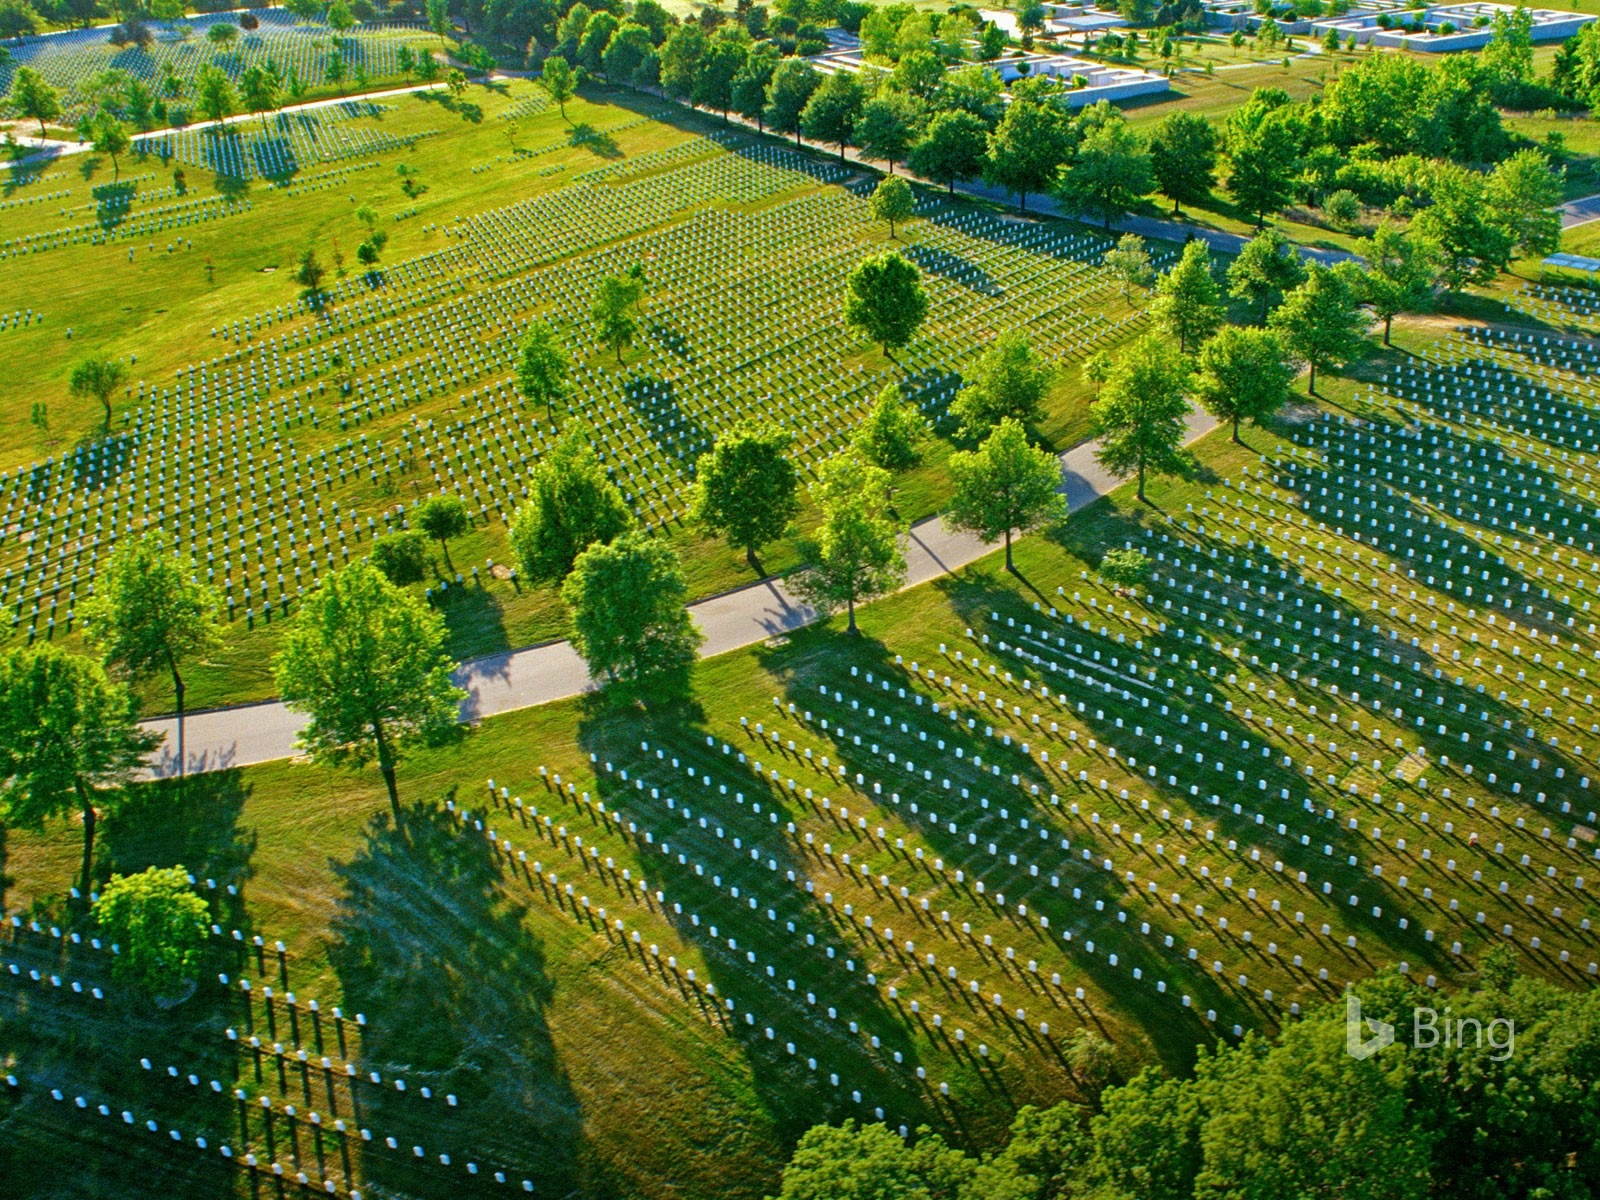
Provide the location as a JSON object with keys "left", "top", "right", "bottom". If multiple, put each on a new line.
{"left": 562, "top": 531, "right": 701, "bottom": 694}
{"left": 689, "top": 424, "right": 801, "bottom": 570}
{"left": 95, "top": 866, "right": 210, "bottom": 997}
{"left": 791, "top": 452, "right": 907, "bottom": 635}
{"left": 945, "top": 418, "right": 1067, "bottom": 573}
{"left": 844, "top": 250, "right": 928, "bottom": 360}
{"left": 509, "top": 433, "right": 633, "bottom": 581}
{"left": 1092, "top": 333, "right": 1194, "bottom": 501}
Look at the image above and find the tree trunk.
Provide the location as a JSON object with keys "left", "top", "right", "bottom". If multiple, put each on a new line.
{"left": 1004, "top": 528, "right": 1014, "bottom": 573}
{"left": 75, "top": 780, "right": 97, "bottom": 903}
{"left": 374, "top": 726, "right": 402, "bottom": 825}
{"left": 1308, "top": 361, "right": 1318, "bottom": 396}
{"left": 846, "top": 594, "right": 857, "bottom": 635}
{"left": 1137, "top": 460, "right": 1146, "bottom": 502}
{"left": 440, "top": 538, "right": 454, "bottom": 574}
{"left": 1019, "top": 191, "right": 1027, "bottom": 213}
{"left": 169, "top": 650, "right": 186, "bottom": 781}
{"left": 1384, "top": 314, "right": 1393, "bottom": 346}
{"left": 1232, "top": 414, "right": 1241, "bottom": 444}
{"left": 746, "top": 543, "right": 759, "bottom": 571}
{"left": 948, "top": 179, "right": 955, "bottom": 195}
{"left": 102, "top": 395, "right": 112, "bottom": 432}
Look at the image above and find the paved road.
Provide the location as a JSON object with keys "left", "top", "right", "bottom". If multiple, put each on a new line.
{"left": 140, "top": 409, "right": 1219, "bottom": 777}
{"left": 1561, "top": 192, "right": 1600, "bottom": 230}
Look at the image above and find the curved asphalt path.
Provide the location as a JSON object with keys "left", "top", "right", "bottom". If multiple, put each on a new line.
{"left": 141, "top": 408, "right": 1218, "bottom": 777}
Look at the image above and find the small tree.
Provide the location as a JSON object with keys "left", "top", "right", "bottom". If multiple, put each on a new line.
{"left": 1103, "top": 233, "right": 1156, "bottom": 302}
{"left": 1268, "top": 263, "right": 1368, "bottom": 395}
{"left": 592, "top": 273, "right": 646, "bottom": 363}
{"left": 414, "top": 493, "right": 471, "bottom": 574}
{"left": 1098, "top": 547, "right": 1151, "bottom": 594}
{"left": 844, "top": 250, "right": 928, "bottom": 362}
{"left": 508, "top": 434, "right": 633, "bottom": 581}
{"left": 273, "top": 562, "right": 464, "bottom": 821}
{"left": 295, "top": 245, "right": 326, "bottom": 297}
{"left": 240, "top": 63, "right": 280, "bottom": 129}
{"left": 90, "top": 113, "right": 130, "bottom": 178}
{"left": 869, "top": 174, "right": 915, "bottom": 239}
{"left": 1192, "top": 325, "right": 1294, "bottom": 442}
{"left": 370, "top": 530, "right": 431, "bottom": 586}
{"left": 0, "top": 645, "right": 159, "bottom": 900}
{"left": 1150, "top": 239, "right": 1223, "bottom": 354}
{"left": 327, "top": 0, "right": 355, "bottom": 35}
{"left": 946, "top": 418, "right": 1067, "bottom": 573}
{"left": 1356, "top": 220, "right": 1440, "bottom": 345}
{"left": 689, "top": 425, "right": 800, "bottom": 571}
{"left": 69, "top": 355, "right": 126, "bottom": 433}
{"left": 94, "top": 867, "right": 209, "bottom": 997}
{"left": 541, "top": 53, "right": 576, "bottom": 118}
{"left": 1226, "top": 229, "right": 1307, "bottom": 325}
{"left": 1092, "top": 333, "right": 1194, "bottom": 502}
{"left": 195, "top": 63, "right": 236, "bottom": 122}
{"left": 516, "top": 320, "right": 569, "bottom": 422}
{"left": 853, "top": 382, "right": 927, "bottom": 470}
{"left": 950, "top": 328, "right": 1053, "bottom": 436}
{"left": 9, "top": 66, "right": 59, "bottom": 139}
{"left": 562, "top": 531, "right": 701, "bottom": 693}
{"left": 427, "top": 0, "right": 449, "bottom": 41}
{"left": 82, "top": 535, "right": 221, "bottom": 780}
{"left": 790, "top": 452, "right": 907, "bottom": 635}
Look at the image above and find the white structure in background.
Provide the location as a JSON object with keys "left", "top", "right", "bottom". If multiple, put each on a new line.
{"left": 1200, "top": 0, "right": 1592, "bottom": 50}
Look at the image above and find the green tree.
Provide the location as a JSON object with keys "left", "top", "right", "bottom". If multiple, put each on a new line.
{"left": 869, "top": 173, "right": 915, "bottom": 238}
{"left": 693, "top": 34, "right": 747, "bottom": 117}
{"left": 1192, "top": 325, "right": 1294, "bottom": 442}
{"left": 1088, "top": 1066, "right": 1203, "bottom": 1200}
{"left": 1355, "top": 220, "right": 1440, "bottom": 344}
{"left": 10, "top": 65, "right": 62, "bottom": 138}
{"left": 273, "top": 561, "right": 464, "bottom": 821}
{"left": 370, "top": 530, "right": 431, "bottom": 587}
{"left": 1092, "top": 333, "right": 1194, "bottom": 502}
{"left": 800, "top": 67, "right": 866, "bottom": 161}
{"left": 1226, "top": 102, "right": 1298, "bottom": 226}
{"left": 852, "top": 382, "right": 927, "bottom": 470}
{"left": 1097, "top": 547, "right": 1153, "bottom": 593}
{"left": 516, "top": 320, "right": 569, "bottom": 422}
{"left": 659, "top": 22, "right": 707, "bottom": 98}
{"left": 689, "top": 425, "right": 800, "bottom": 571}
{"left": 540, "top": 53, "right": 576, "bottom": 117}
{"left": 907, "top": 109, "right": 988, "bottom": 194}
{"left": 1268, "top": 262, "right": 1368, "bottom": 395}
{"left": 562, "top": 531, "right": 701, "bottom": 692}
{"left": 577, "top": 10, "right": 620, "bottom": 72}
{"left": 775, "top": 1121, "right": 977, "bottom": 1200}
{"left": 1226, "top": 228, "right": 1307, "bottom": 325}
{"left": 602, "top": 22, "right": 655, "bottom": 84}
{"left": 1055, "top": 105, "right": 1152, "bottom": 229}
{"left": 196, "top": 63, "right": 237, "bottom": 122}
{"left": 1148, "top": 110, "right": 1218, "bottom": 215}
{"left": 1486, "top": 147, "right": 1563, "bottom": 260}
{"left": 89, "top": 112, "right": 130, "bottom": 179}
{"left": 295, "top": 245, "right": 326, "bottom": 296}
{"left": 508, "top": 434, "right": 633, "bottom": 581}
{"left": 327, "top": 0, "right": 355, "bottom": 35}
{"left": 0, "top": 645, "right": 158, "bottom": 900}
{"left": 950, "top": 328, "right": 1053, "bottom": 436}
{"left": 414, "top": 493, "right": 472, "bottom": 574}
{"left": 946, "top": 418, "right": 1066, "bottom": 573}
{"left": 206, "top": 19, "right": 237, "bottom": 46}
{"left": 791, "top": 452, "right": 907, "bottom": 635}
{"left": 397, "top": 43, "right": 416, "bottom": 79}
{"left": 591, "top": 272, "right": 646, "bottom": 362}
{"left": 427, "top": 0, "right": 450, "bottom": 40}
{"left": 1150, "top": 239, "right": 1223, "bottom": 354}
{"left": 763, "top": 56, "right": 819, "bottom": 146}
{"left": 239, "top": 63, "right": 280, "bottom": 128}
{"left": 1412, "top": 163, "right": 1514, "bottom": 293}
{"left": 732, "top": 40, "right": 779, "bottom": 130}
{"left": 82, "top": 535, "right": 221, "bottom": 780}
{"left": 856, "top": 90, "right": 924, "bottom": 173}
{"left": 844, "top": 250, "right": 928, "bottom": 361}
{"left": 1484, "top": 1, "right": 1534, "bottom": 88}
{"left": 1103, "top": 232, "right": 1156, "bottom": 302}
{"left": 983, "top": 91, "right": 1072, "bottom": 212}
{"left": 94, "top": 867, "right": 209, "bottom": 997}
{"left": 69, "top": 355, "right": 127, "bottom": 433}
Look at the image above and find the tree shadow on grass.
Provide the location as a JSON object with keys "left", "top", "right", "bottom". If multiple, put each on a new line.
{"left": 569, "top": 122, "right": 622, "bottom": 159}
{"left": 440, "top": 584, "right": 512, "bottom": 660}
{"left": 327, "top": 801, "right": 594, "bottom": 1198}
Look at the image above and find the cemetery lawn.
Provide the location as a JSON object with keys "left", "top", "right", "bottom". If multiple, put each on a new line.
{"left": 10, "top": 300, "right": 1600, "bottom": 1195}
{"left": 1, "top": 78, "right": 1137, "bottom": 714}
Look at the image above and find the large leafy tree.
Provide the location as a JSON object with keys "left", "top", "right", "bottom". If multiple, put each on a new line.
{"left": 509, "top": 433, "right": 633, "bottom": 581}
{"left": 1150, "top": 239, "right": 1223, "bottom": 354}
{"left": 1092, "top": 333, "right": 1194, "bottom": 502}
{"left": 94, "top": 866, "right": 209, "bottom": 997}
{"left": 1485, "top": 148, "right": 1564, "bottom": 261}
{"left": 946, "top": 418, "right": 1066, "bottom": 573}
{"left": 89, "top": 113, "right": 130, "bottom": 179}
{"left": 1192, "top": 326, "right": 1294, "bottom": 442}
{"left": 69, "top": 355, "right": 127, "bottom": 433}
{"left": 950, "top": 328, "right": 1053, "bottom": 436}
{"left": 1226, "top": 229, "right": 1307, "bottom": 325}
{"left": 856, "top": 90, "right": 924, "bottom": 173}
{"left": 540, "top": 53, "right": 576, "bottom": 118}
{"left": 1268, "top": 262, "right": 1369, "bottom": 395}
{"left": 1226, "top": 100, "right": 1299, "bottom": 226}
{"left": 1412, "top": 163, "right": 1514, "bottom": 293}
{"left": 869, "top": 174, "right": 915, "bottom": 238}
{"left": 369, "top": 530, "right": 431, "bottom": 587}
{"left": 1103, "top": 233, "right": 1156, "bottom": 302}
{"left": 732, "top": 41, "right": 779, "bottom": 131}
{"left": 1148, "top": 110, "right": 1218, "bottom": 216}
{"left": 800, "top": 67, "right": 865, "bottom": 161}
{"left": 273, "top": 561, "right": 464, "bottom": 821}
{"left": 516, "top": 319, "right": 570, "bottom": 422}
{"left": 82, "top": 535, "right": 221, "bottom": 780}
{"left": 844, "top": 250, "right": 928, "bottom": 361}
{"left": 1355, "top": 220, "right": 1440, "bottom": 345}
{"left": 239, "top": 63, "right": 280, "bottom": 129}
{"left": 658, "top": 22, "right": 707, "bottom": 99}
{"left": 983, "top": 89, "right": 1072, "bottom": 212}
{"left": 689, "top": 425, "right": 800, "bottom": 571}
{"left": 791, "top": 452, "right": 907, "bottom": 635}
{"left": 562, "top": 531, "right": 700, "bottom": 692}
{"left": 692, "top": 34, "right": 747, "bottom": 117}
{"left": 10, "top": 65, "right": 61, "bottom": 137}
{"left": 852, "top": 382, "right": 927, "bottom": 470}
{"left": 1055, "top": 106, "right": 1151, "bottom": 230}
{"left": 764, "top": 57, "right": 819, "bottom": 146}
{"left": 907, "top": 109, "right": 989, "bottom": 195}
{"left": 0, "top": 645, "right": 159, "bottom": 900}
{"left": 195, "top": 63, "right": 237, "bottom": 123}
